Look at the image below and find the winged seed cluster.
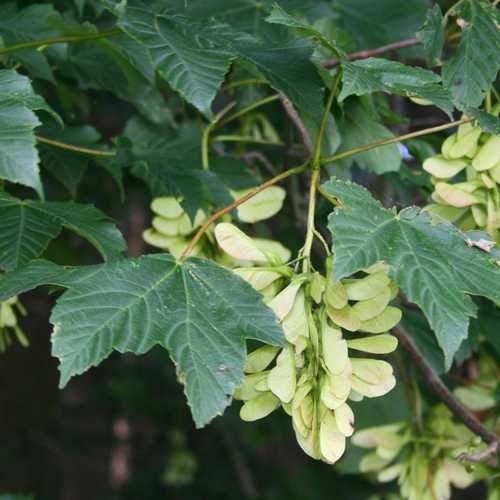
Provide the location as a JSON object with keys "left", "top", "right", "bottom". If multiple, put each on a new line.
{"left": 143, "top": 186, "right": 287, "bottom": 259}
{"left": 0, "top": 296, "right": 27, "bottom": 352}
{"left": 424, "top": 110, "right": 500, "bottom": 244}
{"left": 214, "top": 222, "right": 402, "bottom": 464}
{"left": 353, "top": 405, "right": 481, "bottom": 500}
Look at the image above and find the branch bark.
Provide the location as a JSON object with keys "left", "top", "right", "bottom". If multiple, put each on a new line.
{"left": 278, "top": 92, "right": 313, "bottom": 155}
{"left": 323, "top": 38, "right": 420, "bottom": 68}
{"left": 393, "top": 326, "right": 499, "bottom": 449}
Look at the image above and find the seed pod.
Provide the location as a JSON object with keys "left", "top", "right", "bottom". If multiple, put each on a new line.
{"left": 240, "top": 392, "right": 280, "bottom": 421}
{"left": 252, "top": 238, "right": 291, "bottom": 264}
{"left": 490, "top": 163, "right": 500, "bottom": 183}
{"left": 244, "top": 345, "right": 280, "bottom": 373}
{"left": 448, "top": 127, "right": 481, "bottom": 159}
{"left": 351, "top": 358, "right": 394, "bottom": 385}
{"left": 472, "top": 136, "right": 500, "bottom": 172}
{"left": 234, "top": 372, "right": 269, "bottom": 400}
{"left": 359, "top": 306, "right": 402, "bottom": 334}
{"left": 351, "top": 287, "right": 391, "bottom": 321}
{"left": 351, "top": 374, "right": 396, "bottom": 398}
{"left": 282, "top": 289, "right": 308, "bottom": 344}
{"left": 319, "top": 410, "right": 346, "bottom": 464}
{"left": 151, "top": 197, "right": 184, "bottom": 218}
{"left": 434, "top": 183, "right": 481, "bottom": 208}
{"left": 310, "top": 272, "right": 325, "bottom": 304}
{"left": 233, "top": 268, "right": 281, "bottom": 291}
{"left": 215, "top": 223, "right": 268, "bottom": 263}
{"left": 326, "top": 304, "right": 361, "bottom": 332}
{"left": 324, "top": 280, "right": 348, "bottom": 309}
{"left": 268, "top": 345, "right": 296, "bottom": 403}
{"left": 300, "top": 394, "right": 314, "bottom": 429}
{"left": 480, "top": 172, "right": 495, "bottom": 189}
{"left": 322, "top": 329, "right": 349, "bottom": 375}
{"left": 423, "top": 155, "right": 468, "bottom": 179}
{"left": 359, "top": 451, "right": 392, "bottom": 472}
{"left": 441, "top": 133, "right": 457, "bottom": 159}
{"left": 471, "top": 204, "right": 487, "bottom": 227}
{"left": 234, "top": 186, "right": 286, "bottom": 223}
{"left": 443, "top": 459, "right": 473, "bottom": 488}
{"left": 352, "top": 423, "right": 405, "bottom": 448}
{"left": 269, "top": 281, "right": 303, "bottom": 320}
{"left": 321, "top": 368, "right": 352, "bottom": 410}
{"left": 343, "top": 272, "right": 391, "bottom": 301}
{"left": 335, "top": 403, "right": 354, "bottom": 436}
{"left": 347, "top": 334, "right": 398, "bottom": 354}
{"left": 424, "top": 204, "right": 468, "bottom": 224}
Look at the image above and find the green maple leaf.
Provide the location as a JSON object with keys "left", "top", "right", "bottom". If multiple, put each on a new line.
{"left": 0, "top": 256, "right": 284, "bottom": 427}
{"left": 324, "top": 179, "right": 500, "bottom": 367}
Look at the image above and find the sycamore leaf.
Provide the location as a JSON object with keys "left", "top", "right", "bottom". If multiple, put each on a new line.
{"left": 265, "top": 3, "right": 344, "bottom": 57}
{"left": 332, "top": 0, "right": 429, "bottom": 50}
{"left": 417, "top": 4, "right": 445, "bottom": 66}
{"left": 119, "top": 2, "right": 234, "bottom": 118}
{"left": 0, "top": 256, "right": 285, "bottom": 427}
{"left": 0, "top": 70, "right": 59, "bottom": 197}
{"left": 443, "top": 0, "right": 500, "bottom": 109}
{"left": 339, "top": 58, "right": 453, "bottom": 116}
{"left": 123, "top": 117, "right": 209, "bottom": 220}
{"left": 324, "top": 179, "right": 500, "bottom": 368}
{"left": 0, "top": 191, "right": 126, "bottom": 271}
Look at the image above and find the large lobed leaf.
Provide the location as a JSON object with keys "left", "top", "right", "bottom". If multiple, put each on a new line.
{"left": 0, "top": 70, "right": 59, "bottom": 198}
{"left": 0, "top": 191, "right": 126, "bottom": 271}
{"left": 416, "top": 4, "right": 445, "bottom": 66}
{"left": 324, "top": 179, "right": 500, "bottom": 368}
{"left": 443, "top": 0, "right": 500, "bottom": 109}
{"left": 118, "top": 2, "right": 234, "bottom": 118}
{"left": 0, "top": 256, "right": 285, "bottom": 427}
{"left": 339, "top": 58, "right": 453, "bottom": 116}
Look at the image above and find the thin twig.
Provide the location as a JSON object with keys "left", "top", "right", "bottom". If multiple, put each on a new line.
{"left": 0, "top": 29, "right": 122, "bottom": 56}
{"left": 179, "top": 163, "right": 308, "bottom": 260}
{"left": 278, "top": 92, "right": 313, "bottom": 155}
{"left": 320, "top": 118, "right": 472, "bottom": 164}
{"left": 36, "top": 135, "right": 116, "bottom": 156}
{"left": 393, "top": 326, "right": 500, "bottom": 449}
{"left": 323, "top": 38, "right": 420, "bottom": 68}
{"left": 458, "top": 441, "right": 499, "bottom": 464}
{"left": 239, "top": 151, "right": 277, "bottom": 176}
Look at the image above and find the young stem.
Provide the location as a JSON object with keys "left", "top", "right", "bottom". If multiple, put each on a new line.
{"left": 179, "top": 163, "right": 308, "bottom": 261}
{"left": 217, "top": 94, "right": 280, "bottom": 128}
{"left": 320, "top": 118, "right": 472, "bottom": 165}
{"left": 302, "top": 71, "right": 342, "bottom": 271}
{"left": 0, "top": 29, "right": 122, "bottom": 56}
{"left": 36, "top": 135, "right": 116, "bottom": 156}
{"left": 211, "top": 135, "right": 285, "bottom": 147}
{"left": 201, "top": 102, "right": 236, "bottom": 170}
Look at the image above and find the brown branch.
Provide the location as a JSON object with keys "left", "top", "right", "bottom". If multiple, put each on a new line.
{"left": 179, "top": 163, "right": 308, "bottom": 260}
{"left": 278, "top": 92, "right": 314, "bottom": 156}
{"left": 393, "top": 326, "right": 500, "bottom": 449}
{"left": 458, "top": 441, "right": 499, "bottom": 464}
{"left": 323, "top": 38, "right": 420, "bottom": 69}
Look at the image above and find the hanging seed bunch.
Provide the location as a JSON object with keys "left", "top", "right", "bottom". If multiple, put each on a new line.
{"left": 214, "top": 222, "right": 401, "bottom": 464}
{"left": 423, "top": 115, "right": 500, "bottom": 244}
{"left": 353, "top": 405, "right": 485, "bottom": 500}
{"left": 0, "top": 296, "right": 28, "bottom": 352}
{"left": 143, "top": 186, "right": 287, "bottom": 259}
